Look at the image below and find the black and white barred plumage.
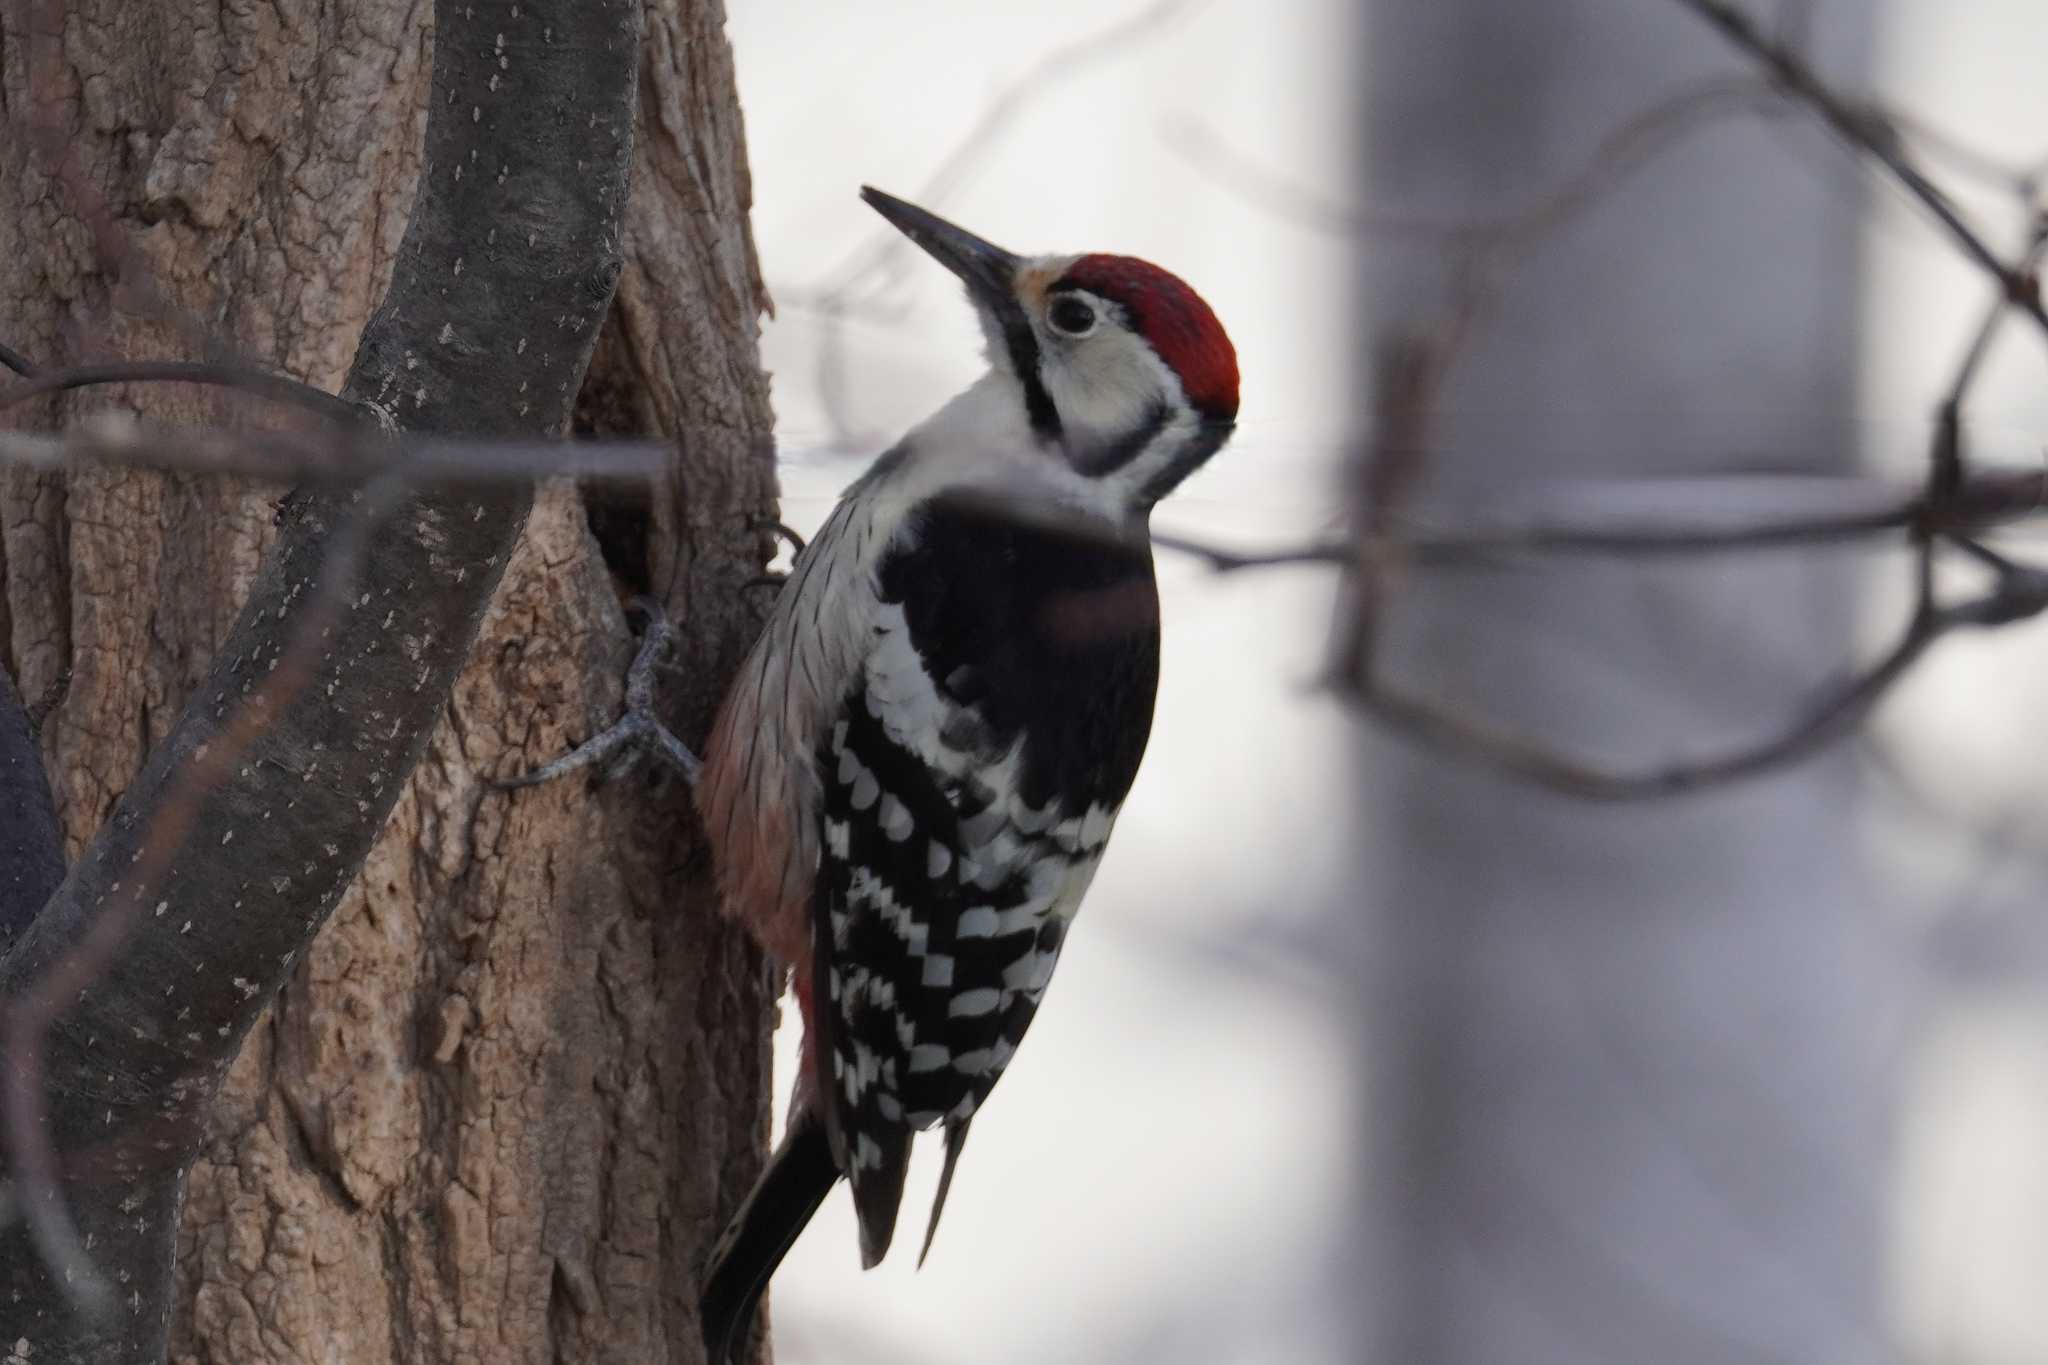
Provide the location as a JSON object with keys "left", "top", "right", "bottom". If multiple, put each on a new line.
{"left": 698, "top": 188, "right": 1237, "bottom": 1365}
{"left": 820, "top": 493, "right": 1158, "bottom": 1259}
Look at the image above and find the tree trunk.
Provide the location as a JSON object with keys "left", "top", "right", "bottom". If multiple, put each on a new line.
{"left": 1350, "top": 4, "right": 1890, "bottom": 1363}
{"left": 0, "top": 1, "right": 778, "bottom": 1360}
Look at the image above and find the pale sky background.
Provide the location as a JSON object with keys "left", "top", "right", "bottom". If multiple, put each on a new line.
{"left": 1863, "top": 7, "right": 2048, "bottom": 1363}
{"left": 724, "top": 3, "right": 2048, "bottom": 1362}
{"left": 728, "top": 3, "right": 1358, "bottom": 1361}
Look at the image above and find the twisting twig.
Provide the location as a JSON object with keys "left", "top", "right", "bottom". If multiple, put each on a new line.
{"left": 1165, "top": 77, "right": 1778, "bottom": 251}
{"left": 950, "top": 460, "right": 2048, "bottom": 580}
{"left": 0, "top": 357, "right": 365, "bottom": 426}
{"left": 1322, "top": 518, "right": 2048, "bottom": 802}
{"left": 1883, "top": 106, "right": 2048, "bottom": 200}
{"left": 1206, "top": 0, "right": 2048, "bottom": 802}
{"left": 1335, "top": 335, "right": 1444, "bottom": 691}
{"left": 13, "top": 405, "right": 2048, "bottom": 570}
{"left": 1311, "top": 240, "right": 2048, "bottom": 801}
{"left": 775, "top": 0, "right": 1207, "bottom": 443}
{"left": 0, "top": 416, "right": 668, "bottom": 487}
{"left": 1932, "top": 213, "right": 2048, "bottom": 497}
{"left": 1676, "top": 0, "right": 2048, "bottom": 341}
{"left": 1341, "top": 599, "right": 1937, "bottom": 801}
{"left": 800, "top": 0, "right": 1205, "bottom": 298}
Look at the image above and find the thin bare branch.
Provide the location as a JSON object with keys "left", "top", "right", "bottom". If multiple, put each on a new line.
{"left": 806, "top": 0, "right": 1207, "bottom": 297}
{"left": 1344, "top": 603, "right": 1937, "bottom": 801}
{"left": 1883, "top": 105, "right": 2048, "bottom": 199}
{"left": 1142, "top": 2, "right": 2048, "bottom": 806}
{"left": 1164, "top": 77, "right": 1777, "bottom": 249}
{"left": 1338, "top": 527, "right": 2048, "bottom": 803}
{"left": 1676, "top": 0, "right": 2048, "bottom": 341}
{"left": 941, "top": 462, "right": 2048, "bottom": 579}
{"left": 0, "top": 358, "right": 365, "bottom": 426}
{"left": 25, "top": 418, "right": 2032, "bottom": 576}
{"left": 781, "top": 0, "right": 1207, "bottom": 444}
{"left": 0, "top": 417, "right": 668, "bottom": 487}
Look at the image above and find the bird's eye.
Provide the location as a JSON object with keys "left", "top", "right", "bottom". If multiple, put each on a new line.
{"left": 1048, "top": 295, "right": 1097, "bottom": 337}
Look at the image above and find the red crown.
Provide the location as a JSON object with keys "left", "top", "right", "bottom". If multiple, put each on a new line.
{"left": 1056, "top": 254, "right": 1239, "bottom": 421}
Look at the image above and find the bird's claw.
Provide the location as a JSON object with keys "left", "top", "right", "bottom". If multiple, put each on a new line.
{"left": 493, "top": 598, "right": 703, "bottom": 790}
{"left": 749, "top": 517, "right": 807, "bottom": 558}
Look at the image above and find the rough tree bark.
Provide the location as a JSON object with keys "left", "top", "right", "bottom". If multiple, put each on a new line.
{"left": 0, "top": 1, "right": 777, "bottom": 1361}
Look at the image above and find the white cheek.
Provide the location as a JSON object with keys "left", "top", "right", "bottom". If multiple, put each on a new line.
{"left": 1045, "top": 336, "right": 1162, "bottom": 439}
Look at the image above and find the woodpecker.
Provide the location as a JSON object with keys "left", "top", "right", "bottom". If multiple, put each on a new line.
{"left": 697, "top": 186, "right": 1238, "bottom": 1363}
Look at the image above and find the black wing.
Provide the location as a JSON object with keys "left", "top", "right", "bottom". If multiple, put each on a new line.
{"left": 814, "top": 494, "right": 1161, "bottom": 1266}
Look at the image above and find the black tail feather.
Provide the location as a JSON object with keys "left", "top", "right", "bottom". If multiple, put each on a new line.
{"left": 701, "top": 1112, "right": 840, "bottom": 1365}
{"left": 847, "top": 1123, "right": 910, "bottom": 1269}
{"left": 917, "top": 1118, "right": 972, "bottom": 1268}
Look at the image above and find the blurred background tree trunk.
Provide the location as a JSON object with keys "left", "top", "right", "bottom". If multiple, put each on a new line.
{"left": 1349, "top": 4, "right": 1894, "bottom": 1362}
{"left": 0, "top": 2, "right": 779, "bottom": 1359}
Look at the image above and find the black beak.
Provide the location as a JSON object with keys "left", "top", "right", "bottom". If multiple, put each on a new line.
{"left": 861, "top": 187, "right": 1021, "bottom": 315}
{"left": 861, "top": 186, "right": 1063, "bottom": 440}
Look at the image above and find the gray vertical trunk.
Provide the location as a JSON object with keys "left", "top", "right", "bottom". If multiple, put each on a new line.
{"left": 1352, "top": 5, "right": 1888, "bottom": 1363}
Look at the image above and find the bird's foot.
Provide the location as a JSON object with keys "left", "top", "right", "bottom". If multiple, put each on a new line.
{"left": 493, "top": 597, "right": 703, "bottom": 790}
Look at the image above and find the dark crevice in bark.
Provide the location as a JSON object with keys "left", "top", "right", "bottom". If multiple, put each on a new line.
{"left": 0, "top": 661, "right": 62, "bottom": 953}
{"left": 271, "top": 1007, "right": 365, "bottom": 1216}
{"left": 575, "top": 306, "right": 656, "bottom": 598}
{"left": 378, "top": 1200, "right": 412, "bottom": 1365}
{"left": 0, "top": 527, "right": 12, "bottom": 679}
{"left": 582, "top": 481, "right": 655, "bottom": 599}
